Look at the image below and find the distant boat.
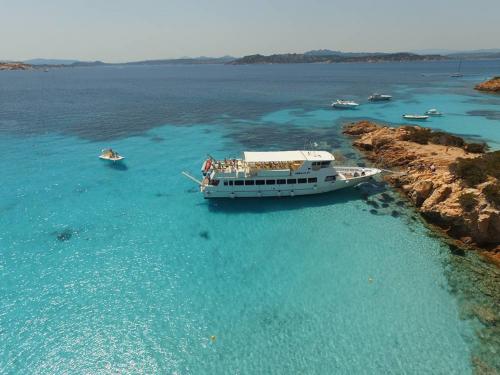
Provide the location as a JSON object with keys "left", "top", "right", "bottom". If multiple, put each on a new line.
{"left": 99, "top": 148, "right": 124, "bottom": 161}
{"left": 451, "top": 60, "right": 463, "bottom": 77}
{"left": 403, "top": 114, "right": 429, "bottom": 121}
{"left": 425, "top": 108, "right": 443, "bottom": 116}
{"left": 368, "top": 93, "right": 392, "bottom": 102}
{"left": 331, "top": 100, "right": 359, "bottom": 109}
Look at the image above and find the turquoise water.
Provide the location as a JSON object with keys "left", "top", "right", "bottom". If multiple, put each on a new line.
{"left": 1, "top": 60, "right": 499, "bottom": 373}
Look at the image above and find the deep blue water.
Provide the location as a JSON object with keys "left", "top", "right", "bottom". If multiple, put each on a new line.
{"left": 1, "top": 60, "right": 499, "bottom": 374}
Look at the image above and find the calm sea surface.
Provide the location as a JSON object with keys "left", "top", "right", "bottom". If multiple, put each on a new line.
{"left": 1, "top": 60, "right": 499, "bottom": 374}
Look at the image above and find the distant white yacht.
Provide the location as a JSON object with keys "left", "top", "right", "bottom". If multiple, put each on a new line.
{"left": 368, "top": 93, "right": 392, "bottom": 102}
{"left": 183, "top": 150, "right": 381, "bottom": 198}
{"left": 402, "top": 114, "right": 429, "bottom": 121}
{"left": 451, "top": 60, "right": 463, "bottom": 77}
{"left": 425, "top": 109, "right": 443, "bottom": 116}
{"left": 331, "top": 100, "right": 360, "bottom": 109}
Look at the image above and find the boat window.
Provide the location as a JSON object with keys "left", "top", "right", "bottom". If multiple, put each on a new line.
{"left": 229, "top": 181, "right": 234, "bottom": 186}
{"left": 224, "top": 181, "right": 228, "bottom": 186}
{"left": 312, "top": 162, "right": 319, "bottom": 166}
{"left": 298, "top": 178, "right": 307, "bottom": 184}
{"left": 308, "top": 177, "right": 317, "bottom": 183}
{"left": 277, "top": 179, "right": 286, "bottom": 184}
{"left": 210, "top": 179, "right": 220, "bottom": 186}
{"left": 287, "top": 179, "right": 297, "bottom": 184}
{"left": 325, "top": 175, "right": 336, "bottom": 182}
{"left": 245, "top": 180, "right": 255, "bottom": 185}
{"left": 320, "top": 161, "right": 331, "bottom": 168}
{"left": 234, "top": 180, "right": 244, "bottom": 186}
{"left": 266, "top": 180, "right": 276, "bottom": 185}
{"left": 256, "top": 180, "right": 265, "bottom": 185}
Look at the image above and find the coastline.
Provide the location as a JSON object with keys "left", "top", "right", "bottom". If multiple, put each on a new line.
{"left": 343, "top": 121, "right": 500, "bottom": 372}
{"left": 343, "top": 121, "right": 500, "bottom": 265}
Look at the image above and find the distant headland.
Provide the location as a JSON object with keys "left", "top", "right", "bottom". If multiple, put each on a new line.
{"left": 2, "top": 48, "right": 500, "bottom": 70}
{"left": 0, "top": 57, "right": 234, "bottom": 71}
{"left": 228, "top": 52, "right": 447, "bottom": 65}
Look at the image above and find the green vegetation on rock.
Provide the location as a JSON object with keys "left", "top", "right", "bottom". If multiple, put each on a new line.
{"left": 401, "top": 126, "right": 487, "bottom": 152}
{"left": 458, "top": 192, "right": 478, "bottom": 212}
{"left": 449, "top": 151, "right": 500, "bottom": 186}
{"left": 483, "top": 182, "right": 500, "bottom": 207}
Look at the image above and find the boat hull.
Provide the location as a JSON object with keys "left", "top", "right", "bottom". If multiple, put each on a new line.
{"left": 403, "top": 115, "right": 428, "bottom": 121}
{"left": 202, "top": 174, "right": 374, "bottom": 198}
{"left": 332, "top": 104, "right": 359, "bottom": 109}
{"left": 369, "top": 96, "right": 392, "bottom": 102}
{"left": 99, "top": 156, "right": 125, "bottom": 162}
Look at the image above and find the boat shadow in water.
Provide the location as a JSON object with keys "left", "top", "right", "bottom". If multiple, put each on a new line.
{"left": 207, "top": 181, "right": 387, "bottom": 214}
{"left": 105, "top": 162, "right": 128, "bottom": 171}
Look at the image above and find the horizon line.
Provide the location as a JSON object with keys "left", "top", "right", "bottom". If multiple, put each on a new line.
{"left": 3, "top": 47, "right": 500, "bottom": 64}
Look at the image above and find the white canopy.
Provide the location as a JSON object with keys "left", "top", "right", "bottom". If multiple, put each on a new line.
{"left": 243, "top": 150, "right": 334, "bottom": 163}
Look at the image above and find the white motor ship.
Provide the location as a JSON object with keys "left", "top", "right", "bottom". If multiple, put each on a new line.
{"left": 183, "top": 150, "right": 381, "bottom": 198}
{"left": 331, "top": 100, "right": 359, "bottom": 109}
{"left": 425, "top": 108, "right": 443, "bottom": 116}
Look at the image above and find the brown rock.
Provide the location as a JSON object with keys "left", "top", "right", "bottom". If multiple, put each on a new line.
{"left": 0, "top": 62, "right": 32, "bottom": 71}
{"left": 343, "top": 121, "right": 379, "bottom": 135}
{"left": 344, "top": 120, "right": 500, "bottom": 256}
{"left": 423, "top": 185, "right": 452, "bottom": 208}
{"left": 475, "top": 77, "right": 500, "bottom": 93}
{"left": 472, "top": 305, "right": 498, "bottom": 326}
{"left": 410, "top": 180, "right": 434, "bottom": 206}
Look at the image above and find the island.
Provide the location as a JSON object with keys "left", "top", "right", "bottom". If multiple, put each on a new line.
{"left": 0, "top": 62, "right": 32, "bottom": 71}
{"left": 3, "top": 51, "right": 454, "bottom": 69}
{"left": 229, "top": 52, "right": 448, "bottom": 65}
{"left": 343, "top": 121, "right": 500, "bottom": 264}
{"left": 475, "top": 77, "right": 500, "bottom": 93}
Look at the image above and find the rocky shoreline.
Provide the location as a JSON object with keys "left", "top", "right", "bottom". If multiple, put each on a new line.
{"left": 475, "top": 77, "right": 500, "bottom": 93}
{"left": 0, "top": 62, "right": 32, "bottom": 71}
{"left": 343, "top": 121, "right": 500, "bottom": 265}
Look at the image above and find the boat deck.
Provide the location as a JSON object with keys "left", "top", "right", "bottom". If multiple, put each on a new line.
{"left": 211, "top": 159, "right": 303, "bottom": 174}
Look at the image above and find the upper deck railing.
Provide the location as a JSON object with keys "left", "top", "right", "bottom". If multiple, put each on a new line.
{"left": 211, "top": 159, "right": 304, "bottom": 173}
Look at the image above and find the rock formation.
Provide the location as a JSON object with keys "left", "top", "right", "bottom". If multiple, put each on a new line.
{"left": 344, "top": 121, "right": 500, "bottom": 264}
{"left": 0, "top": 62, "right": 32, "bottom": 71}
{"left": 475, "top": 77, "right": 500, "bottom": 93}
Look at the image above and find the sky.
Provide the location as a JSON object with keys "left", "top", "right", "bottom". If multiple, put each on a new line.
{"left": 1, "top": 0, "right": 499, "bottom": 62}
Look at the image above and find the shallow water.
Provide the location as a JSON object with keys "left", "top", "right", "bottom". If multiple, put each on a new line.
{"left": 1, "top": 60, "right": 499, "bottom": 373}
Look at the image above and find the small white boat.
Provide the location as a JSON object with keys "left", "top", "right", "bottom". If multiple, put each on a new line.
{"left": 368, "top": 93, "right": 392, "bottom": 102}
{"left": 403, "top": 114, "right": 429, "bottom": 121}
{"left": 331, "top": 100, "right": 359, "bottom": 109}
{"left": 99, "top": 148, "right": 124, "bottom": 161}
{"left": 425, "top": 109, "right": 443, "bottom": 116}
